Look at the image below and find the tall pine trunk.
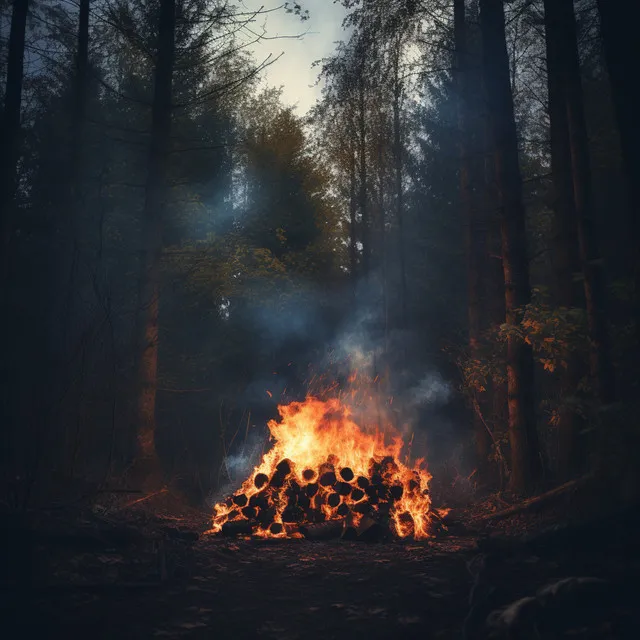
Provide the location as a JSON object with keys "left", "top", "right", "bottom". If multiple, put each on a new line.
{"left": 391, "top": 35, "right": 407, "bottom": 330}
{"left": 596, "top": 0, "right": 640, "bottom": 275}
{"left": 348, "top": 131, "right": 358, "bottom": 289}
{"left": 543, "top": 0, "right": 585, "bottom": 479}
{"left": 455, "top": 0, "right": 492, "bottom": 481}
{"left": 358, "top": 75, "right": 370, "bottom": 277}
{"left": 134, "top": 0, "right": 176, "bottom": 480}
{"left": 0, "top": 0, "right": 29, "bottom": 486}
{"left": 0, "top": 0, "right": 29, "bottom": 279}
{"left": 479, "top": 0, "right": 541, "bottom": 495}
{"left": 556, "top": 0, "right": 615, "bottom": 406}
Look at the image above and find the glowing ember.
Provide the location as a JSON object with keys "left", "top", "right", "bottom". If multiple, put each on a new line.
{"left": 211, "top": 396, "right": 432, "bottom": 540}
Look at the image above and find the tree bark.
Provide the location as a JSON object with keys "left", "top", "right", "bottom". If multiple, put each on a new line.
{"left": 543, "top": 0, "right": 585, "bottom": 479}
{"left": 479, "top": 0, "right": 542, "bottom": 495}
{"left": 556, "top": 0, "right": 616, "bottom": 406}
{"left": 391, "top": 35, "right": 407, "bottom": 330}
{"left": 134, "top": 0, "right": 176, "bottom": 479}
{"left": 455, "top": 0, "right": 493, "bottom": 481}
{"left": 348, "top": 131, "right": 358, "bottom": 288}
{"left": 358, "top": 74, "right": 370, "bottom": 277}
{"left": 0, "top": 0, "right": 29, "bottom": 481}
{"left": 0, "top": 0, "right": 29, "bottom": 279}
{"left": 596, "top": 0, "right": 640, "bottom": 277}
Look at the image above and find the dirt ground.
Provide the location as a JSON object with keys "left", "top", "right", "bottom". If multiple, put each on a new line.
{"left": 2, "top": 493, "right": 640, "bottom": 639}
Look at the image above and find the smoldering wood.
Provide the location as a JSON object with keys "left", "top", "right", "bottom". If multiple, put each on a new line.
{"left": 336, "top": 503, "right": 349, "bottom": 517}
{"left": 336, "top": 482, "right": 352, "bottom": 496}
{"left": 241, "top": 506, "right": 256, "bottom": 520}
{"left": 254, "top": 473, "right": 269, "bottom": 489}
{"left": 232, "top": 493, "right": 248, "bottom": 507}
{"left": 342, "top": 514, "right": 379, "bottom": 541}
{"left": 282, "top": 506, "right": 304, "bottom": 523}
{"left": 269, "top": 472, "right": 286, "bottom": 488}
{"left": 269, "top": 522, "right": 284, "bottom": 535}
{"left": 327, "top": 493, "right": 341, "bottom": 508}
{"left": 276, "top": 459, "right": 293, "bottom": 476}
{"left": 221, "top": 520, "right": 253, "bottom": 536}
{"left": 389, "top": 485, "right": 403, "bottom": 501}
{"left": 305, "top": 482, "right": 319, "bottom": 497}
{"left": 249, "top": 492, "right": 268, "bottom": 510}
{"left": 302, "top": 469, "right": 316, "bottom": 481}
{"left": 339, "top": 467, "right": 354, "bottom": 482}
{"left": 256, "top": 507, "right": 276, "bottom": 528}
{"left": 319, "top": 471, "right": 337, "bottom": 487}
{"left": 352, "top": 500, "right": 373, "bottom": 515}
{"left": 300, "top": 519, "right": 345, "bottom": 540}
{"left": 351, "top": 488, "right": 365, "bottom": 502}
{"left": 356, "top": 476, "right": 370, "bottom": 489}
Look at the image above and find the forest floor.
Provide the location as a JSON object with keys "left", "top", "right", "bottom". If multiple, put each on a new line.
{"left": 2, "top": 489, "right": 640, "bottom": 639}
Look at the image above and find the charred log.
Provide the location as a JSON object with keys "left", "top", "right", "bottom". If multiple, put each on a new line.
{"left": 221, "top": 521, "right": 253, "bottom": 537}
{"left": 300, "top": 520, "right": 345, "bottom": 540}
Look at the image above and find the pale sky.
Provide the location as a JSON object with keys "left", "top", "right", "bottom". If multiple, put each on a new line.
{"left": 241, "top": 1, "right": 348, "bottom": 114}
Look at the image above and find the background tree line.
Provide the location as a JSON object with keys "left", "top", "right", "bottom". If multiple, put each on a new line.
{"left": 0, "top": 0, "right": 637, "bottom": 507}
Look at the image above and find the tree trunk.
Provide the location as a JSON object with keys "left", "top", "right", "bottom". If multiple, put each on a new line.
{"left": 479, "top": 0, "right": 542, "bottom": 495}
{"left": 0, "top": 0, "right": 29, "bottom": 279}
{"left": 134, "top": 0, "right": 176, "bottom": 480}
{"left": 543, "top": 0, "right": 585, "bottom": 479}
{"left": 0, "top": 0, "right": 29, "bottom": 482}
{"left": 392, "top": 36, "right": 407, "bottom": 330}
{"left": 596, "top": 0, "right": 640, "bottom": 277}
{"left": 358, "top": 75, "right": 370, "bottom": 277}
{"left": 555, "top": 0, "right": 616, "bottom": 406}
{"left": 348, "top": 133, "right": 358, "bottom": 288}
{"left": 455, "top": 0, "right": 493, "bottom": 481}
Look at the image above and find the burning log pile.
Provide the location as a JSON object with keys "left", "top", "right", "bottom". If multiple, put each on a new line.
{"left": 211, "top": 397, "right": 433, "bottom": 540}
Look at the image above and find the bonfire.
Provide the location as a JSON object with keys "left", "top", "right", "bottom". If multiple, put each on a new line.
{"left": 211, "top": 396, "right": 433, "bottom": 540}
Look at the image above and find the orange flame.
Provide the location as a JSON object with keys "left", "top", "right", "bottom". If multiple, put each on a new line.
{"left": 211, "top": 396, "right": 432, "bottom": 539}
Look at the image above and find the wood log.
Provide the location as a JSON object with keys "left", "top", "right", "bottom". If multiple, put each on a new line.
{"left": 276, "top": 459, "right": 293, "bottom": 476}
{"left": 353, "top": 501, "right": 373, "bottom": 515}
{"left": 356, "top": 476, "right": 370, "bottom": 489}
{"left": 327, "top": 493, "right": 341, "bottom": 508}
{"left": 221, "top": 520, "right": 253, "bottom": 536}
{"left": 302, "top": 469, "right": 316, "bottom": 481}
{"left": 337, "top": 503, "right": 350, "bottom": 517}
{"left": 351, "top": 488, "right": 365, "bottom": 502}
{"left": 300, "top": 519, "right": 344, "bottom": 540}
{"left": 380, "top": 456, "right": 399, "bottom": 475}
{"left": 282, "top": 506, "right": 304, "bottom": 523}
{"left": 257, "top": 507, "right": 276, "bottom": 528}
{"left": 339, "top": 467, "right": 354, "bottom": 482}
{"left": 342, "top": 514, "right": 379, "bottom": 541}
{"left": 241, "top": 506, "right": 256, "bottom": 520}
{"left": 477, "top": 475, "right": 593, "bottom": 522}
{"left": 308, "top": 509, "right": 326, "bottom": 523}
{"left": 232, "top": 493, "right": 248, "bottom": 507}
{"left": 254, "top": 473, "right": 269, "bottom": 489}
{"left": 249, "top": 492, "right": 269, "bottom": 511}
{"left": 305, "top": 482, "right": 319, "bottom": 497}
{"left": 336, "top": 482, "right": 352, "bottom": 496}
{"left": 358, "top": 518, "right": 387, "bottom": 542}
{"left": 269, "top": 522, "right": 284, "bottom": 535}
{"left": 286, "top": 480, "right": 301, "bottom": 495}
{"left": 269, "top": 472, "right": 286, "bottom": 488}
{"left": 389, "top": 485, "right": 403, "bottom": 501}
{"left": 319, "top": 471, "right": 337, "bottom": 487}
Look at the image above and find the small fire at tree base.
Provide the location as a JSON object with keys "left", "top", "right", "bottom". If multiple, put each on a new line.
{"left": 210, "top": 397, "right": 433, "bottom": 540}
